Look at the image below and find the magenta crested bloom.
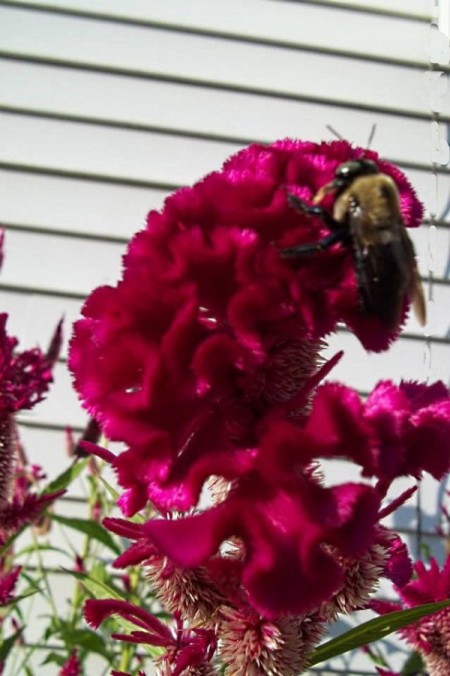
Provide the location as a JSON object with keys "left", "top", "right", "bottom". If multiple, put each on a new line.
{"left": 372, "top": 557, "right": 450, "bottom": 675}
{"left": 104, "top": 463, "right": 381, "bottom": 619}
{"left": 69, "top": 140, "right": 423, "bottom": 518}
{"left": 85, "top": 599, "right": 216, "bottom": 675}
{"left": 68, "top": 137, "right": 450, "bottom": 671}
{"left": 299, "top": 379, "right": 450, "bottom": 488}
{"left": 99, "top": 376, "right": 448, "bottom": 617}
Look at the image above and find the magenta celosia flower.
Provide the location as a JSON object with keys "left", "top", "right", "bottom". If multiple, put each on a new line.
{"left": 98, "top": 377, "right": 448, "bottom": 618}
{"left": 85, "top": 600, "right": 216, "bottom": 675}
{"left": 69, "top": 140, "right": 423, "bottom": 518}
{"left": 102, "top": 469, "right": 381, "bottom": 619}
{"left": 0, "top": 314, "right": 61, "bottom": 416}
{"left": 297, "top": 379, "right": 450, "bottom": 489}
{"left": 69, "top": 139, "right": 449, "bottom": 634}
{"left": 58, "top": 650, "right": 81, "bottom": 676}
{"left": 0, "top": 491, "right": 64, "bottom": 544}
{"left": 381, "top": 532, "right": 412, "bottom": 588}
{"left": 0, "top": 566, "right": 21, "bottom": 605}
{"left": 372, "top": 557, "right": 450, "bottom": 675}
{"left": 98, "top": 385, "right": 386, "bottom": 618}
{"left": 0, "top": 314, "right": 63, "bottom": 538}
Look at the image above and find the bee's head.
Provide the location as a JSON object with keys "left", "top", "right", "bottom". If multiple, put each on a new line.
{"left": 333, "top": 159, "right": 379, "bottom": 192}
{"left": 314, "top": 158, "right": 379, "bottom": 204}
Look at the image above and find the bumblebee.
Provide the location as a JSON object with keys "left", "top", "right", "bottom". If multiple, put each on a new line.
{"left": 281, "top": 158, "right": 426, "bottom": 332}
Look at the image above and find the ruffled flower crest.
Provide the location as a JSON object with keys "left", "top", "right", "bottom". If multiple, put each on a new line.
{"left": 67, "top": 139, "right": 450, "bottom": 673}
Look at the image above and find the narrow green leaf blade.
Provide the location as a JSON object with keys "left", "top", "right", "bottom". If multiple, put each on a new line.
{"left": 309, "top": 600, "right": 450, "bottom": 666}
{"left": 52, "top": 514, "right": 121, "bottom": 555}
{"left": 59, "top": 627, "right": 109, "bottom": 656}
{"left": 0, "top": 628, "right": 23, "bottom": 661}
{"left": 69, "top": 570, "right": 125, "bottom": 601}
{"left": 401, "top": 651, "right": 424, "bottom": 675}
{"left": 44, "top": 459, "right": 89, "bottom": 494}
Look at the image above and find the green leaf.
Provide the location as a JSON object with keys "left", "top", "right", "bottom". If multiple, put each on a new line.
{"left": 58, "top": 627, "right": 109, "bottom": 656}
{"left": 363, "top": 643, "right": 390, "bottom": 668}
{"left": 69, "top": 570, "right": 125, "bottom": 601}
{"left": 14, "top": 544, "right": 69, "bottom": 559}
{"left": 44, "top": 459, "right": 89, "bottom": 494}
{"left": 96, "top": 474, "right": 120, "bottom": 502}
{"left": 309, "top": 600, "right": 450, "bottom": 666}
{"left": 52, "top": 514, "right": 121, "bottom": 555}
{"left": 41, "top": 652, "right": 66, "bottom": 667}
{"left": 0, "top": 628, "right": 23, "bottom": 661}
{"left": 419, "top": 542, "right": 432, "bottom": 562}
{"left": 2, "top": 591, "right": 37, "bottom": 608}
{"left": 401, "top": 651, "right": 425, "bottom": 675}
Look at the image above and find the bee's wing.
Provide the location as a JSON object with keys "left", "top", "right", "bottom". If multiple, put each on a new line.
{"left": 400, "top": 227, "right": 427, "bottom": 326}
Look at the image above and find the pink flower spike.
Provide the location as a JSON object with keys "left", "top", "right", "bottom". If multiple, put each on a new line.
{"left": 87, "top": 601, "right": 216, "bottom": 675}
{"left": 79, "top": 440, "right": 116, "bottom": 464}
{"left": 84, "top": 599, "right": 173, "bottom": 644}
{"left": 378, "top": 484, "right": 417, "bottom": 518}
{"left": 46, "top": 317, "right": 64, "bottom": 367}
{"left": 58, "top": 650, "right": 81, "bottom": 676}
{"left": 382, "top": 533, "right": 413, "bottom": 588}
{"left": 0, "top": 314, "right": 55, "bottom": 414}
{"left": 0, "top": 566, "right": 21, "bottom": 605}
{"left": 103, "top": 516, "right": 145, "bottom": 539}
{"left": 0, "top": 490, "right": 64, "bottom": 541}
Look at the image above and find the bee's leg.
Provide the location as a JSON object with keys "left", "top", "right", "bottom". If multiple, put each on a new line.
{"left": 287, "top": 193, "right": 338, "bottom": 230}
{"left": 280, "top": 229, "right": 347, "bottom": 257}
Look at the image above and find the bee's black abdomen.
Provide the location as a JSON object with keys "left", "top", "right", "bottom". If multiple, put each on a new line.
{"left": 354, "top": 239, "right": 411, "bottom": 331}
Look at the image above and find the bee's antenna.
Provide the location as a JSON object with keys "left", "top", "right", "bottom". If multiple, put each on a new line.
{"left": 367, "top": 124, "right": 376, "bottom": 150}
{"left": 326, "top": 124, "right": 344, "bottom": 140}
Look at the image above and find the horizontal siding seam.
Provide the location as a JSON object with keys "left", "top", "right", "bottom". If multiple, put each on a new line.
{"left": 0, "top": 160, "right": 179, "bottom": 191}
{"left": 0, "top": 0, "right": 438, "bottom": 71}
{"left": 2, "top": 52, "right": 448, "bottom": 123}
{"left": 277, "top": 0, "right": 432, "bottom": 23}
{"left": 1, "top": 105, "right": 450, "bottom": 176}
